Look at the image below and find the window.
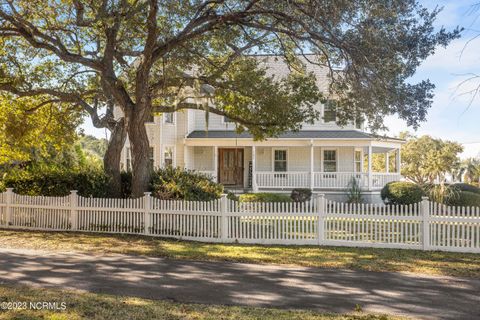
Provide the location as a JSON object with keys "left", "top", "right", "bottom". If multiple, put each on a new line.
{"left": 164, "top": 112, "right": 174, "bottom": 124}
{"left": 223, "top": 116, "right": 234, "bottom": 123}
{"left": 323, "top": 150, "right": 337, "bottom": 172}
{"left": 164, "top": 146, "right": 174, "bottom": 167}
{"left": 149, "top": 147, "right": 155, "bottom": 169}
{"left": 354, "top": 150, "right": 362, "bottom": 172}
{"left": 126, "top": 147, "right": 132, "bottom": 171}
{"left": 274, "top": 150, "right": 287, "bottom": 172}
{"left": 323, "top": 101, "right": 336, "bottom": 123}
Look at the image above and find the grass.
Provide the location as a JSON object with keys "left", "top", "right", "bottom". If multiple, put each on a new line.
{"left": 0, "top": 229, "right": 479, "bottom": 278}
{"left": 0, "top": 284, "right": 405, "bottom": 320}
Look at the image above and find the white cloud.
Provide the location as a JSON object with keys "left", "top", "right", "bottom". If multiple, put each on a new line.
{"left": 418, "top": 37, "right": 480, "bottom": 72}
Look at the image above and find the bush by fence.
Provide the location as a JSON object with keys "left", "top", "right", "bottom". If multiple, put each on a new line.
{"left": 381, "top": 181, "right": 424, "bottom": 205}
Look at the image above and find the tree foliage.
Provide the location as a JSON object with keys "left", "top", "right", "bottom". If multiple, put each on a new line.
{"left": 401, "top": 133, "right": 464, "bottom": 185}
{"left": 0, "top": 94, "right": 81, "bottom": 166}
{"left": 0, "top": 0, "right": 461, "bottom": 195}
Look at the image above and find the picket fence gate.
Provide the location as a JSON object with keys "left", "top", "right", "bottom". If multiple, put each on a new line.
{"left": 0, "top": 188, "right": 479, "bottom": 253}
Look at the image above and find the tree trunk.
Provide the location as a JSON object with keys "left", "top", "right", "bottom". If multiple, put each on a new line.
{"left": 129, "top": 114, "right": 151, "bottom": 197}
{"left": 103, "top": 118, "right": 127, "bottom": 197}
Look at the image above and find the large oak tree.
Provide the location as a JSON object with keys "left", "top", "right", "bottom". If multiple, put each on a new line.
{"left": 0, "top": 0, "right": 460, "bottom": 196}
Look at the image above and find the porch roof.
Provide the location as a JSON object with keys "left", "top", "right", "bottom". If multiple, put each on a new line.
{"left": 186, "top": 130, "right": 403, "bottom": 142}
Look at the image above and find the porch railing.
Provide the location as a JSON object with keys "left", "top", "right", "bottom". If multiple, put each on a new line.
{"left": 256, "top": 172, "right": 310, "bottom": 188}
{"left": 314, "top": 172, "right": 368, "bottom": 189}
{"left": 371, "top": 173, "right": 400, "bottom": 189}
{"left": 256, "top": 172, "right": 401, "bottom": 190}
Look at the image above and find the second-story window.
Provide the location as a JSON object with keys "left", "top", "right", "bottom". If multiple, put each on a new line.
{"left": 164, "top": 146, "right": 174, "bottom": 167}
{"left": 323, "top": 101, "right": 336, "bottom": 123}
{"left": 223, "top": 115, "right": 234, "bottom": 123}
{"left": 149, "top": 147, "right": 155, "bottom": 169}
{"left": 164, "top": 112, "right": 174, "bottom": 124}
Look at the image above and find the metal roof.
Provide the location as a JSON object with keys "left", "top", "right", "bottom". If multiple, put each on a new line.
{"left": 186, "top": 130, "right": 403, "bottom": 141}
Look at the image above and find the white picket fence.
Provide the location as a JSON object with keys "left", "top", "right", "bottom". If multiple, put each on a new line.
{"left": 0, "top": 188, "right": 479, "bottom": 253}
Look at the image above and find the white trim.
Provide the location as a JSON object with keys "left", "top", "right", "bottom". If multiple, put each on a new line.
{"left": 272, "top": 148, "right": 288, "bottom": 172}
{"left": 321, "top": 148, "right": 338, "bottom": 173}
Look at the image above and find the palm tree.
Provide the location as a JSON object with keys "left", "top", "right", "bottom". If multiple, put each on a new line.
{"left": 460, "top": 158, "right": 480, "bottom": 184}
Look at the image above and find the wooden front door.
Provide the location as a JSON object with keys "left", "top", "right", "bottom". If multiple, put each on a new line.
{"left": 219, "top": 148, "right": 244, "bottom": 186}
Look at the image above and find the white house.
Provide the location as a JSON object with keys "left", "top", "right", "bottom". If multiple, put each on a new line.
{"left": 118, "top": 55, "right": 403, "bottom": 202}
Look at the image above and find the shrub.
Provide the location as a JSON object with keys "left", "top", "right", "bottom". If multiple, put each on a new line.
{"left": 290, "top": 188, "right": 312, "bottom": 202}
{"left": 446, "top": 191, "right": 480, "bottom": 207}
{"left": 381, "top": 181, "right": 424, "bottom": 205}
{"left": 346, "top": 177, "right": 363, "bottom": 203}
{"left": 238, "top": 193, "right": 292, "bottom": 203}
{"left": 149, "top": 167, "right": 223, "bottom": 201}
{"left": 451, "top": 183, "right": 480, "bottom": 195}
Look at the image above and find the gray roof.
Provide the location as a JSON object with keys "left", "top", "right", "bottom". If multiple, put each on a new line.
{"left": 186, "top": 130, "right": 403, "bottom": 141}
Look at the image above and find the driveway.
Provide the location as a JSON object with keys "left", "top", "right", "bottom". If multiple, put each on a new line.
{"left": 0, "top": 248, "right": 478, "bottom": 320}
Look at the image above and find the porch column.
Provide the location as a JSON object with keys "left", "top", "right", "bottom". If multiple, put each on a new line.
{"left": 184, "top": 145, "right": 190, "bottom": 170}
{"left": 396, "top": 148, "right": 401, "bottom": 174}
{"left": 310, "top": 140, "right": 314, "bottom": 189}
{"left": 385, "top": 152, "right": 390, "bottom": 173}
{"left": 252, "top": 146, "right": 258, "bottom": 192}
{"left": 213, "top": 146, "right": 218, "bottom": 182}
{"left": 367, "top": 144, "right": 372, "bottom": 191}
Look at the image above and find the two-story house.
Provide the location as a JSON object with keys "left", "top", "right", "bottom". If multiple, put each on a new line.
{"left": 118, "top": 55, "right": 403, "bottom": 202}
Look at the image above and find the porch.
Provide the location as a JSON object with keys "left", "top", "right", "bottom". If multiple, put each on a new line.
{"left": 184, "top": 132, "right": 403, "bottom": 192}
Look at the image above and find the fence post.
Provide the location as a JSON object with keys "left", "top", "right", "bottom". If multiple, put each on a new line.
{"left": 421, "top": 196, "right": 430, "bottom": 250}
{"left": 5, "top": 188, "right": 13, "bottom": 226}
{"left": 220, "top": 194, "right": 228, "bottom": 242}
{"left": 144, "top": 192, "right": 152, "bottom": 235}
{"left": 70, "top": 190, "right": 78, "bottom": 231}
{"left": 317, "top": 194, "right": 325, "bottom": 245}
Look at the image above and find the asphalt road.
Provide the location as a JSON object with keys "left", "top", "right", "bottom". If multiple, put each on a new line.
{"left": 0, "top": 248, "right": 478, "bottom": 319}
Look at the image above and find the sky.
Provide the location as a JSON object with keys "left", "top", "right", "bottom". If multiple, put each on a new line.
{"left": 82, "top": 0, "right": 480, "bottom": 159}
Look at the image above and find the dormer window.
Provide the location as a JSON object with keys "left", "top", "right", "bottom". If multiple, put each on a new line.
{"left": 164, "top": 112, "right": 175, "bottom": 124}
{"left": 323, "top": 101, "right": 336, "bottom": 123}
{"left": 223, "top": 115, "right": 234, "bottom": 123}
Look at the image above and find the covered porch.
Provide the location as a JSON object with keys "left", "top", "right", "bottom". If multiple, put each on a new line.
{"left": 184, "top": 131, "right": 403, "bottom": 191}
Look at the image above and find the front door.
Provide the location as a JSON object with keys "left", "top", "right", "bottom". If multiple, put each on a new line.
{"left": 219, "top": 148, "right": 244, "bottom": 186}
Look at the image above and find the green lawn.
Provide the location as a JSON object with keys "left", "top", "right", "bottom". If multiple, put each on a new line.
{"left": 0, "top": 284, "right": 404, "bottom": 320}
{"left": 0, "top": 229, "right": 479, "bottom": 278}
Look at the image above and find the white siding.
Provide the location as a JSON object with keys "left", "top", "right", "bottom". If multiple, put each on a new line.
{"left": 254, "top": 146, "right": 354, "bottom": 173}
{"left": 192, "top": 147, "right": 215, "bottom": 171}
{"left": 191, "top": 56, "right": 358, "bottom": 132}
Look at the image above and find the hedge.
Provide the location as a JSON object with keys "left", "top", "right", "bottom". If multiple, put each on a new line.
{"left": 238, "top": 193, "right": 292, "bottom": 203}
{"left": 381, "top": 181, "right": 424, "bottom": 205}
{"left": 0, "top": 167, "right": 111, "bottom": 197}
{"left": 451, "top": 183, "right": 480, "bottom": 195}
{"left": 446, "top": 191, "right": 480, "bottom": 207}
